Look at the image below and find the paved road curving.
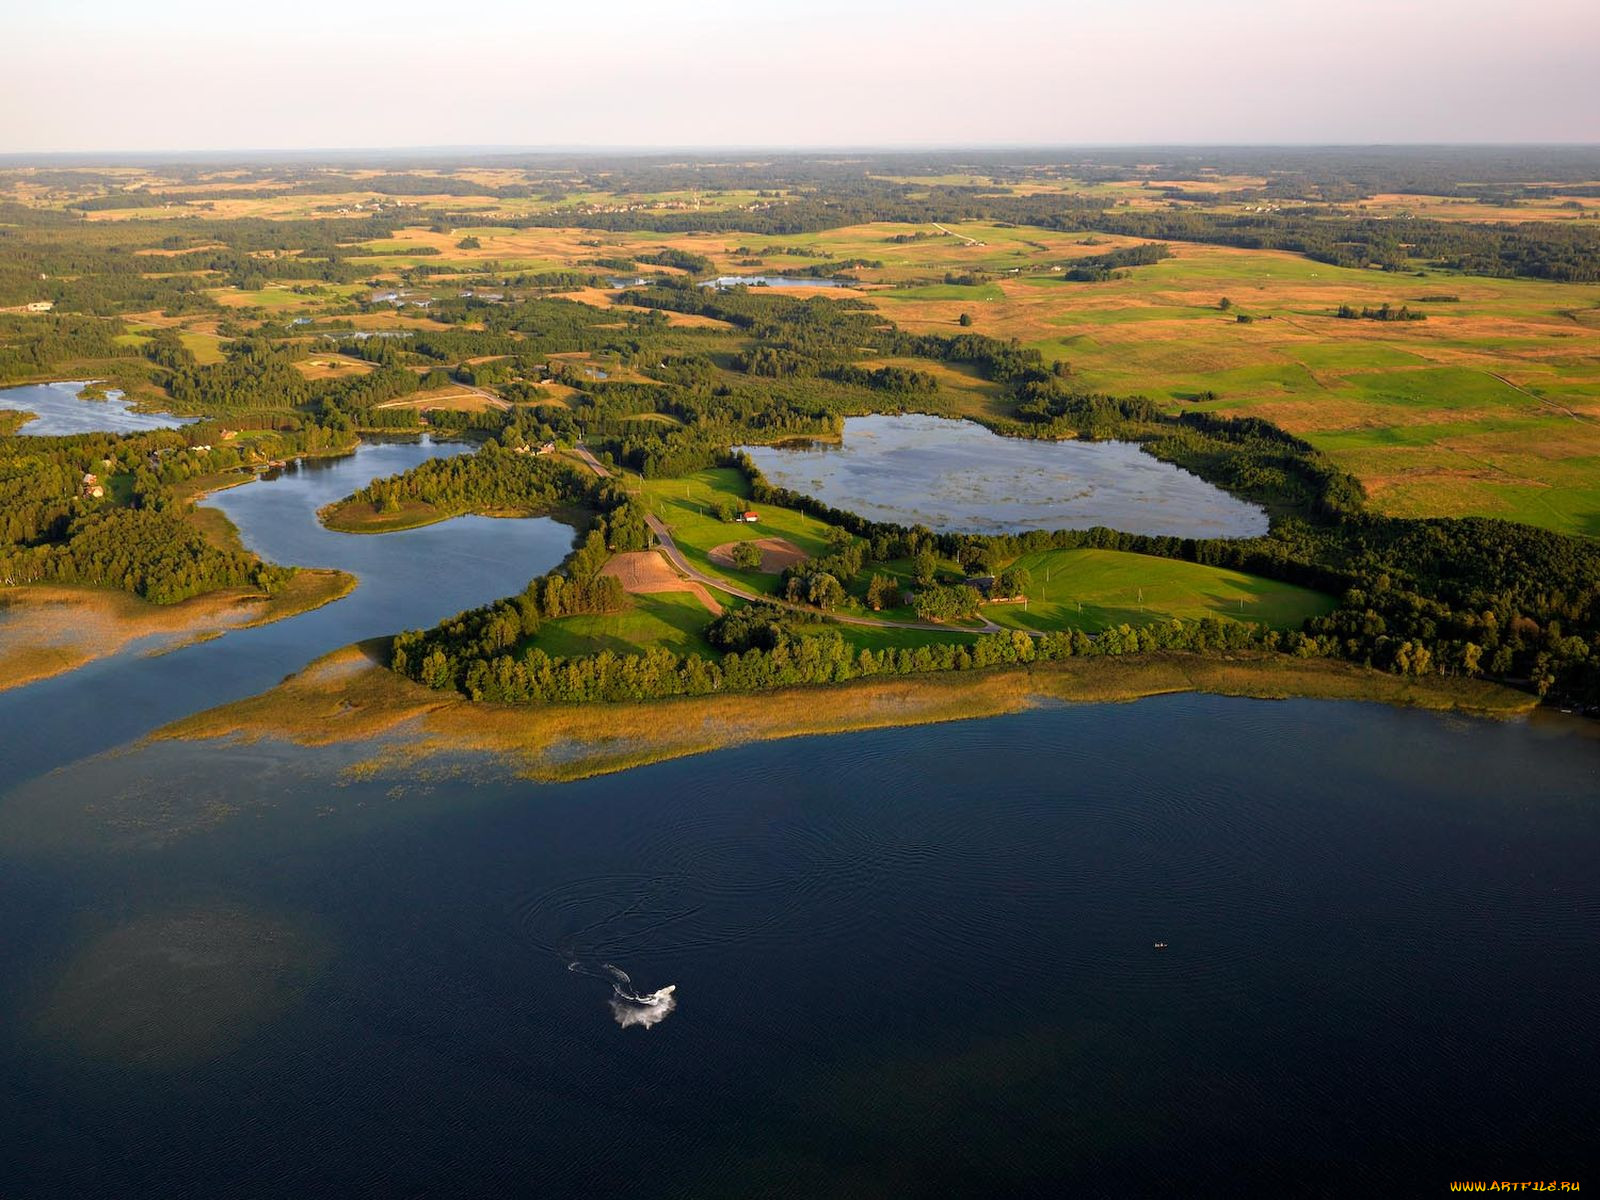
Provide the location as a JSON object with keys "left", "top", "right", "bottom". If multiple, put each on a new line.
{"left": 572, "top": 445, "right": 1006, "bottom": 636}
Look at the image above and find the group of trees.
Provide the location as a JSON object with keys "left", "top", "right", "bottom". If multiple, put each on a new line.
{"left": 1058, "top": 243, "right": 1173, "bottom": 281}
{"left": 1335, "top": 303, "right": 1426, "bottom": 322}
{"left": 395, "top": 590, "right": 1271, "bottom": 705}
{"left": 0, "top": 425, "right": 293, "bottom": 602}
{"left": 780, "top": 525, "right": 872, "bottom": 611}
{"left": 0, "top": 314, "right": 139, "bottom": 385}
{"left": 390, "top": 525, "right": 626, "bottom": 691}
{"left": 331, "top": 440, "right": 596, "bottom": 519}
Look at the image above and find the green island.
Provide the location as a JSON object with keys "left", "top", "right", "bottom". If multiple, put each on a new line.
{"left": 2, "top": 147, "right": 1597, "bottom": 749}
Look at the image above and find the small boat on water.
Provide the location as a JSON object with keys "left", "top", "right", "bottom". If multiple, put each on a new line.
{"left": 1153, "top": 942, "right": 1168, "bottom": 950}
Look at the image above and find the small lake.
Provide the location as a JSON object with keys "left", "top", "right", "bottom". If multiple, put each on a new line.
{"left": 740, "top": 413, "right": 1270, "bottom": 538}
{"left": 0, "top": 381, "right": 197, "bottom": 436}
{"left": 701, "top": 275, "right": 854, "bottom": 289}
{"left": 0, "top": 436, "right": 574, "bottom": 786}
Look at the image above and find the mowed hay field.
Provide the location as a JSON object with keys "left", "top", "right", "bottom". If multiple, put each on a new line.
{"left": 864, "top": 238, "right": 1600, "bottom": 536}
{"left": 529, "top": 590, "right": 719, "bottom": 660}
{"left": 985, "top": 548, "right": 1336, "bottom": 634}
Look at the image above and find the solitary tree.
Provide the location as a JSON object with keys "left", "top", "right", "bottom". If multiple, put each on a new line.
{"left": 995, "top": 567, "right": 1031, "bottom": 597}
{"left": 958, "top": 312, "right": 973, "bottom": 327}
{"left": 806, "top": 572, "right": 846, "bottom": 610}
{"left": 866, "top": 573, "right": 898, "bottom": 611}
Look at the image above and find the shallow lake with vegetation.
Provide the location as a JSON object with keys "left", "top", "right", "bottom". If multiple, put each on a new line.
{"left": 740, "top": 413, "right": 1271, "bottom": 538}
{"left": 0, "top": 381, "right": 197, "bottom": 435}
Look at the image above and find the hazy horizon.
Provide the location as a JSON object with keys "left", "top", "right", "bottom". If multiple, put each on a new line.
{"left": 5, "top": 140, "right": 1600, "bottom": 165}
{"left": 6, "top": 0, "right": 1597, "bottom": 154}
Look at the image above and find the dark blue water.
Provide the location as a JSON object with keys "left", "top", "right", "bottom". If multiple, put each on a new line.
{"left": 0, "top": 381, "right": 196, "bottom": 435}
{"left": 740, "top": 413, "right": 1270, "bottom": 538}
{"left": 0, "top": 695, "right": 1595, "bottom": 1197}
{"left": 0, "top": 437, "right": 575, "bottom": 787}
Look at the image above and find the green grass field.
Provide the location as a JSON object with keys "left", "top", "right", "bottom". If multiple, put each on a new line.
{"left": 987, "top": 548, "right": 1335, "bottom": 634}
{"left": 531, "top": 590, "right": 717, "bottom": 659}
{"left": 639, "top": 467, "right": 837, "bottom": 596}
{"left": 636, "top": 468, "right": 1332, "bottom": 641}
{"left": 858, "top": 239, "right": 1600, "bottom": 536}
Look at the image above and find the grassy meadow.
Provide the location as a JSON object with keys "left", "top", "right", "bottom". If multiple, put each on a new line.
{"left": 531, "top": 590, "right": 718, "bottom": 660}
{"left": 986, "top": 548, "right": 1335, "bottom": 634}
{"left": 627, "top": 467, "right": 1331, "bottom": 641}
{"left": 639, "top": 467, "right": 839, "bottom": 596}
{"left": 865, "top": 239, "right": 1600, "bottom": 535}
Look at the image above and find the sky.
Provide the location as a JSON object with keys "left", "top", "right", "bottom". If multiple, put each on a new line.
{"left": 3, "top": 0, "right": 1597, "bottom": 153}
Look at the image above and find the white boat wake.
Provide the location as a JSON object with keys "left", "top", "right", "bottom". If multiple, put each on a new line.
{"left": 570, "top": 961, "right": 678, "bottom": 1029}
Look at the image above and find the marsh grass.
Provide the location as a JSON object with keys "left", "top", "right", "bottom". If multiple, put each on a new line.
{"left": 155, "top": 643, "right": 1533, "bottom": 785}
{"left": 0, "top": 570, "right": 355, "bottom": 691}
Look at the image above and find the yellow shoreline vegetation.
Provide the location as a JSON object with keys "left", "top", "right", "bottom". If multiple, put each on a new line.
{"left": 153, "top": 642, "right": 1535, "bottom": 783}
{"left": 0, "top": 571, "right": 356, "bottom": 692}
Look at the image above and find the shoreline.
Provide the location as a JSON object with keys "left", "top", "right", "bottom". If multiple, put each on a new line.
{"left": 0, "top": 572, "right": 356, "bottom": 693}
{"left": 152, "top": 643, "right": 1537, "bottom": 784}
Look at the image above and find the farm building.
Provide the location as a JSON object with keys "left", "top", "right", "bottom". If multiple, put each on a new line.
{"left": 739, "top": 511, "right": 759, "bottom": 523}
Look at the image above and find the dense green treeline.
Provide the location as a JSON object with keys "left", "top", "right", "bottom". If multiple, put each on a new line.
{"left": 1, "top": 506, "right": 287, "bottom": 602}
{"left": 0, "top": 314, "right": 140, "bottom": 383}
{"left": 1057, "top": 206, "right": 1600, "bottom": 282}
{"left": 327, "top": 441, "right": 596, "bottom": 522}
{"left": 0, "top": 425, "right": 293, "bottom": 601}
{"left": 394, "top": 582, "right": 1270, "bottom": 704}
{"left": 1059, "top": 243, "right": 1174, "bottom": 280}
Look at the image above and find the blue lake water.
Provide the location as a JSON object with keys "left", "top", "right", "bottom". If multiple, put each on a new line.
{"left": 0, "top": 694, "right": 1594, "bottom": 1197}
{"left": 0, "top": 417, "right": 1594, "bottom": 1196}
{"left": 741, "top": 413, "right": 1271, "bottom": 538}
{"left": 0, "top": 436, "right": 575, "bottom": 788}
{"left": 0, "top": 381, "right": 197, "bottom": 435}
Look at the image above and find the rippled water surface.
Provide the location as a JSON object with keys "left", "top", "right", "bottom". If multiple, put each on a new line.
{"left": 741, "top": 413, "right": 1270, "bottom": 538}
{"left": 0, "top": 381, "right": 197, "bottom": 435}
{"left": 1, "top": 695, "right": 1595, "bottom": 1197}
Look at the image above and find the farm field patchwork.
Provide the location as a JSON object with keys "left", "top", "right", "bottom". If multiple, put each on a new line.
{"left": 861, "top": 240, "right": 1600, "bottom": 534}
